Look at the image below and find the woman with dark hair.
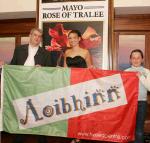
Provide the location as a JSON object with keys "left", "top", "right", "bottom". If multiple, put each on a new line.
{"left": 64, "top": 30, "right": 93, "bottom": 68}
{"left": 64, "top": 30, "right": 93, "bottom": 143}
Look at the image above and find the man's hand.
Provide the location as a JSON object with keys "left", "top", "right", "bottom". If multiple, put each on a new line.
{"left": 0, "top": 60, "right": 4, "bottom": 68}
{"left": 35, "top": 64, "right": 42, "bottom": 67}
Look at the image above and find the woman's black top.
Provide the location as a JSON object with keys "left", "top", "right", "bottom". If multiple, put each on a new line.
{"left": 66, "top": 56, "right": 87, "bottom": 68}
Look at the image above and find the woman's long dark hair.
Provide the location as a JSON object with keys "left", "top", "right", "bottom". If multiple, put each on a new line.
{"left": 68, "top": 30, "right": 82, "bottom": 38}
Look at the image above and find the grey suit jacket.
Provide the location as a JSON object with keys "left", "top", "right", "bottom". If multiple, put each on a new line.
{"left": 10, "top": 44, "right": 52, "bottom": 66}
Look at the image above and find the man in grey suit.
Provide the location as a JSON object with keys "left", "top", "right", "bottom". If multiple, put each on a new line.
{"left": 11, "top": 27, "right": 51, "bottom": 143}
{"left": 11, "top": 28, "right": 51, "bottom": 67}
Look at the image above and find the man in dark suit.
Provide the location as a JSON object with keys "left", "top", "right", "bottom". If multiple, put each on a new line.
{"left": 11, "top": 27, "right": 51, "bottom": 143}
{"left": 11, "top": 28, "right": 51, "bottom": 67}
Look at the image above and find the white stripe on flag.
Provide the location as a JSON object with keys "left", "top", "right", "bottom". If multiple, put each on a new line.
{"left": 13, "top": 74, "right": 127, "bottom": 129}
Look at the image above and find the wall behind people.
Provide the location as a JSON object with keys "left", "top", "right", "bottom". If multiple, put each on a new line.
{"left": 1, "top": 0, "right": 150, "bottom": 13}
{"left": 1, "top": 0, "right": 150, "bottom": 20}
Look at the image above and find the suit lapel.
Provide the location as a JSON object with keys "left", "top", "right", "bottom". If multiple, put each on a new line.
{"left": 21, "top": 44, "right": 28, "bottom": 65}
{"left": 34, "top": 46, "right": 42, "bottom": 65}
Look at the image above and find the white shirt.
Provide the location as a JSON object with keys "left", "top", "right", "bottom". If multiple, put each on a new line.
{"left": 125, "top": 66, "right": 150, "bottom": 101}
{"left": 24, "top": 45, "right": 39, "bottom": 66}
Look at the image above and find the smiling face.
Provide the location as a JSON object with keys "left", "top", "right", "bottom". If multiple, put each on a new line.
{"left": 130, "top": 51, "right": 144, "bottom": 67}
{"left": 68, "top": 32, "right": 81, "bottom": 48}
{"left": 29, "top": 29, "right": 42, "bottom": 47}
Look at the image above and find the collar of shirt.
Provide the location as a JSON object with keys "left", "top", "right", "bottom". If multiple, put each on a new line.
{"left": 24, "top": 45, "right": 39, "bottom": 66}
{"left": 131, "top": 65, "right": 143, "bottom": 70}
{"left": 28, "top": 45, "right": 39, "bottom": 56}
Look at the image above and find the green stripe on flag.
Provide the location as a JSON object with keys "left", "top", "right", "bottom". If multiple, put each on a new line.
{"left": 3, "top": 65, "right": 70, "bottom": 137}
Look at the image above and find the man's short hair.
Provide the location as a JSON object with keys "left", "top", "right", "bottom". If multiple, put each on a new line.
{"left": 30, "top": 27, "right": 43, "bottom": 35}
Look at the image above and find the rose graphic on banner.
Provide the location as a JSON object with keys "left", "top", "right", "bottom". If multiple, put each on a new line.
{"left": 45, "top": 23, "right": 102, "bottom": 66}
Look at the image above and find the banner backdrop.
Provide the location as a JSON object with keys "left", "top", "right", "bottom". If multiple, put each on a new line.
{"left": 2, "top": 65, "right": 138, "bottom": 142}
{"left": 39, "top": 0, "right": 109, "bottom": 69}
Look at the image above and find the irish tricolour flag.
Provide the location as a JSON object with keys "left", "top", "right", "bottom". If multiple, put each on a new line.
{"left": 1, "top": 65, "right": 138, "bottom": 142}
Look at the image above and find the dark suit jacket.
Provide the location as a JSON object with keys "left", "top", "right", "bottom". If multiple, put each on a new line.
{"left": 10, "top": 44, "right": 52, "bottom": 66}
